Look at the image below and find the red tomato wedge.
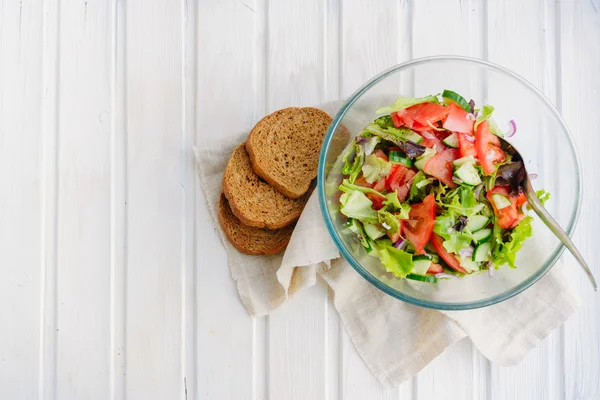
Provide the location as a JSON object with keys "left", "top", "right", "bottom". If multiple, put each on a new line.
{"left": 386, "top": 164, "right": 409, "bottom": 191}
{"left": 372, "top": 178, "right": 386, "bottom": 193}
{"left": 442, "top": 102, "right": 474, "bottom": 134}
{"left": 430, "top": 234, "right": 468, "bottom": 274}
{"left": 457, "top": 132, "right": 478, "bottom": 158}
{"left": 396, "top": 169, "right": 416, "bottom": 202}
{"left": 391, "top": 112, "right": 404, "bottom": 127}
{"left": 420, "top": 133, "right": 448, "bottom": 151}
{"left": 423, "top": 148, "right": 460, "bottom": 188}
{"left": 487, "top": 186, "right": 518, "bottom": 229}
{"left": 475, "top": 120, "right": 506, "bottom": 175}
{"left": 374, "top": 148, "right": 388, "bottom": 162}
{"left": 402, "top": 194, "right": 436, "bottom": 254}
{"left": 366, "top": 192, "right": 386, "bottom": 211}
{"left": 400, "top": 103, "right": 450, "bottom": 130}
{"left": 516, "top": 192, "right": 527, "bottom": 208}
{"left": 354, "top": 176, "right": 374, "bottom": 188}
{"left": 427, "top": 263, "right": 444, "bottom": 275}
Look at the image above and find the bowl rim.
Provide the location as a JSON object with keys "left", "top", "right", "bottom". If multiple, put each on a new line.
{"left": 317, "top": 55, "right": 583, "bottom": 310}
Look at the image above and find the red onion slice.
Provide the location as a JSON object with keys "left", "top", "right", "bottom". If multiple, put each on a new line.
{"left": 488, "top": 261, "right": 495, "bottom": 277}
{"left": 459, "top": 246, "right": 474, "bottom": 258}
{"left": 486, "top": 150, "right": 496, "bottom": 161}
{"left": 421, "top": 130, "right": 436, "bottom": 140}
{"left": 473, "top": 184, "right": 484, "bottom": 200}
{"left": 464, "top": 133, "right": 475, "bottom": 142}
{"left": 506, "top": 120, "right": 517, "bottom": 138}
{"left": 452, "top": 177, "right": 464, "bottom": 185}
{"left": 394, "top": 240, "right": 407, "bottom": 250}
{"left": 435, "top": 273, "right": 459, "bottom": 280}
{"left": 529, "top": 173, "right": 538, "bottom": 180}
{"left": 466, "top": 113, "right": 476, "bottom": 121}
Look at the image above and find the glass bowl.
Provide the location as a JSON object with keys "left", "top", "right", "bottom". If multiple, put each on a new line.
{"left": 318, "top": 56, "right": 582, "bottom": 310}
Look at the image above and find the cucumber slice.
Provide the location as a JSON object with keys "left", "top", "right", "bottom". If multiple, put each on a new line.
{"left": 430, "top": 254, "right": 440, "bottom": 263}
{"left": 491, "top": 193, "right": 512, "bottom": 209}
{"left": 466, "top": 215, "right": 490, "bottom": 232}
{"left": 347, "top": 219, "right": 370, "bottom": 248}
{"left": 442, "top": 89, "right": 471, "bottom": 112}
{"left": 389, "top": 151, "right": 413, "bottom": 167}
{"left": 453, "top": 162, "right": 482, "bottom": 186}
{"left": 414, "top": 149, "right": 436, "bottom": 170}
{"left": 442, "top": 133, "right": 459, "bottom": 148}
{"left": 413, "top": 254, "right": 433, "bottom": 261}
{"left": 473, "top": 241, "right": 492, "bottom": 262}
{"left": 406, "top": 273, "right": 438, "bottom": 283}
{"left": 412, "top": 259, "right": 432, "bottom": 275}
{"left": 405, "top": 131, "right": 424, "bottom": 144}
{"left": 364, "top": 223, "right": 385, "bottom": 240}
{"left": 472, "top": 228, "right": 492, "bottom": 244}
{"left": 453, "top": 155, "right": 477, "bottom": 168}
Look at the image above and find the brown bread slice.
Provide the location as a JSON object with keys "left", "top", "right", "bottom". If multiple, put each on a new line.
{"left": 246, "top": 107, "right": 332, "bottom": 198}
{"left": 218, "top": 194, "right": 294, "bottom": 256}
{"left": 222, "top": 143, "right": 310, "bottom": 229}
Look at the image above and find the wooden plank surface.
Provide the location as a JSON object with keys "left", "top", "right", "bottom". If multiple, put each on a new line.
{"left": 0, "top": 0, "right": 599, "bottom": 399}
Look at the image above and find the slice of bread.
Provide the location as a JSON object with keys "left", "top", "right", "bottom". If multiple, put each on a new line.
{"left": 223, "top": 143, "right": 310, "bottom": 229}
{"left": 246, "top": 107, "right": 332, "bottom": 198}
{"left": 218, "top": 193, "right": 294, "bottom": 256}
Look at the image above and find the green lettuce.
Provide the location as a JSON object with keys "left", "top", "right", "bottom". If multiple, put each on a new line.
{"left": 376, "top": 95, "right": 440, "bottom": 115}
{"left": 361, "top": 136, "right": 381, "bottom": 156}
{"left": 493, "top": 215, "right": 533, "bottom": 268}
{"left": 536, "top": 189, "right": 551, "bottom": 205}
{"left": 362, "top": 154, "right": 392, "bottom": 184}
{"left": 339, "top": 190, "right": 378, "bottom": 224}
{"left": 409, "top": 171, "right": 430, "bottom": 202}
{"left": 378, "top": 246, "right": 414, "bottom": 278}
{"left": 377, "top": 210, "right": 401, "bottom": 238}
{"left": 342, "top": 143, "right": 364, "bottom": 183}
{"left": 339, "top": 179, "right": 384, "bottom": 197}
{"left": 442, "top": 232, "right": 473, "bottom": 255}
{"left": 474, "top": 104, "right": 495, "bottom": 130}
{"left": 374, "top": 115, "right": 394, "bottom": 129}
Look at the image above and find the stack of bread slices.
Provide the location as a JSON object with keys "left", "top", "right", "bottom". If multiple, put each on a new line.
{"left": 219, "top": 107, "right": 332, "bottom": 255}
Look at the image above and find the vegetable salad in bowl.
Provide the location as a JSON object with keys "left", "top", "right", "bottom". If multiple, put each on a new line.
{"left": 338, "top": 90, "right": 550, "bottom": 284}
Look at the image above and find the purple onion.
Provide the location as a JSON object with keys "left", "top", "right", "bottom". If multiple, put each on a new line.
{"left": 466, "top": 113, "right": 476, "bottom": 121}
{"left": 473, "top": 184, "right": 484, "bottom": 200}
{"left": 452, "top": 177, "right": 464, "bottom": 185}
{"left": 464, "top": 134, "right": 475, "bottom": 142}
{"left": 435, "top": 273, "right": 460, "bottom": 280}
{"left": 468, "top": 99, "right": 475, "bottom": 114}
{"left": 529, "top": 173, "right": 538, "bottom": 181}
{"left": 355, "top": 136, "right": 369, "bottom": 144}
{"left": 486, "top": 150, "right": 497, "bottom": 161}
{"left": 394, "top": 240, "right": 407, "bottom": 250}
{"left": 488, "top": 261, "right": 495, "bottom": 277}
{"left": 506, "top": 120, "right": 517, "bottom": 138}
{"left": 459, "top": 246, "right": 474, "bottom": 258}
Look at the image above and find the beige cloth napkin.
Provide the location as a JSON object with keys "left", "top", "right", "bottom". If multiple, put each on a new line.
{"left": 194, "top": 102, "right": 581, "bottom": 387}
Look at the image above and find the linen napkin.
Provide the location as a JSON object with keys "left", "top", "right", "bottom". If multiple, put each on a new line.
{"left": 194, "top": 101, "right": 581, "bottom": 387}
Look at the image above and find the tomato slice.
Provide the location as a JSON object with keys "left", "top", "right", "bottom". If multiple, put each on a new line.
{"left": 366, "top": 192, "right": 385, "bottom": 211}
{"left": 475, "top": 120, "right": 506, "bottom": 175}
{"left": 516, "top": 192, "right": 527, "bottom": 208}
{"left": 427, "top": 263, "right": 444, "bottom": 275}
{"left": 402, "top": 194, "right": 436, "bottom": 254}
{"left": 354, "top": 176, "right": 374, "bottom": 188}
{"left": 401, "top": 103, "right": 450, "bottom": 129}
{"left": 391, "top": 112, "right": 404, "bottom": 127}
{"left": 457, "top": 132, "right": 478, "bottom": 158}
{"left": 430, "top": 234, "right": 468, "bottom": 274}
{"left": 423, "top": 148, "right": 460, "bottom": 188}
{"left": 487, "top": 186, "right": 518, "bottom": 229}
{"left": 442, "top": 102, "right": 474, "bottom": 134}
{"left": 396, "top": 169, "right": 416, "bottom": 201}
{"left": 386, "top": 164, "right": 409, "bottom": 191}
{"left": 420, "top": 133, "right": 448, "bottom": 151}
{"left": 374, "top": 148, "right": 388, "bottom": 162}
{"left": 372, "top": 178, "right": 386, "bottom": 192}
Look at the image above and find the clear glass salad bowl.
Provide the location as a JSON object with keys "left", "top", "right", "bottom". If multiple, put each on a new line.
{"left": 318, "top": 56, "right": 582, "bottom": 310}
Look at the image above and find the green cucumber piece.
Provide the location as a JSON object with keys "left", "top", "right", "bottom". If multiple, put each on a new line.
{"left": 364, "top": 223, "right": 385, "bottom": 240}
{"left": 466, "top": 215, "right": 490, "bottom": 232}
{"left": 442, "top": 89, "right": 471, "bottom": 112}
{"left": 491, "top": 193, "right": 512, "bottom": 209}
{"left": 442, "top": 133, "right": 459, "bottom": 148}
{"left": 473, "top": 241, "right": 492, "bottom": 262}
{"left": 412, "top": 259, "right": 432, "bottom": 275}
{"left": 347, "top": 219, "right": 370, "bottom": 248}
{"left": 389, "top": 151, "right": 413, "bottom": 167}
{"left": 453, "top": 162, "right": 482, "bottom": 186}
{"left": 405, "top": 131, "right": 424, "bottom": 144}
{"left": 453, "top": 155, "right": 477, "bottom": 168}
{"left": 406, "top": 273, "right": 438, "bottom": 283}
{"left": 413, "top": 254, "right": 433, "bottom": 261}
{"left": 414, "top": 149, "right": 436, "bottom": 170}
{"left": 472, "top": 228, "right": 492, "bottom": 244}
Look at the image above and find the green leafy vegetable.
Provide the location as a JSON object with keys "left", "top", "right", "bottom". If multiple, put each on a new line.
{"left": 339, "top": 179, "right": 385, "bottom": 198}
{"left": 409, "top": 170, "right": 429, "bottom": 201}
{"left": 443, "top": 232, "right": 473, "bottom": 254}
{"left": 434, "top": 215, "right": 454, "bottom": 240}
{"left": 536, "top": 189, "right": 551, "bottom": 206}
{"left": 342, "top": 143, "right": 364, "bottom": 183}
{"left": 383, "top": 192, "right": 401, "bottom": 212}
{"left": 378, "top": 246, "right": 414, "bottom": 278}
{"left": 339, "top": 190, "right": 378, "bottom": 224}
{"left": 474, "top": 105, "right": 495, "bottom": 130}
{"left": 362, "top": 154, "right": 392, "bottom": 184}
{"left": 397, "top": 203, "right": 411, "bottom": 220}
{"left": 374, "top": 115, "right": 394, "bottom": 129}
{"left": 361, "top": 136, "right": 381, "bottom": 156}
{"left": 376, "top": 95, "right": 440, "bottom": 115}
{"left": 493, "top": 216, "right": 533, "bottom": 268}
{"left": 377, "top": 210, "right": 400, "bottom": 238}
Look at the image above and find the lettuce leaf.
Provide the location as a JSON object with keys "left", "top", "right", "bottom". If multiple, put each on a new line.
{"left": 360, "top": 136, "right": 381, "bottom": 156}
{"left": 474, "top": 104, "right": 495, "bottom": 130}
{"left": 536, "top": 189, "right": 550, "bottom": 206}
{"left": 442, "top": 232, "right": 473, "bottom": 255}
{"left": 342, "top": 143, "right": 364, "bottom": 183}
{"left": 339, "top": 179, "right": 384, "bottom": 198}
{"left": 376, "top": 95, "right": 440, "bottom": 115}
{"left": 378, "top": 246, "right": 414, "bottom": 278}
{"left": 362, "top": 154, "right": 392, "bottom": 184}
{"left": 339, "top": 190, "right": 378, "bottom": 224}
{"left": 493, "top": 215, "right": 533, "bottom": 268}
{"left": 377, "top": 210, "right": 401, "bottom": 238}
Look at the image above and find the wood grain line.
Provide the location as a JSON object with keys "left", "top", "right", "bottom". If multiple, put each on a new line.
{"left": 109, "top": 1, "right": 127, "bottom": 399}
{"left": 39, "top": 0, "right": 60, "bottom": 398}
{"left": 181, "top": 0, "right": 198, "bottom": 398}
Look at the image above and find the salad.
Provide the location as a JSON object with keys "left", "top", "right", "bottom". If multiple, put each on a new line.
{"left": 338, "top": 90, "right": 550, "bottom": 283}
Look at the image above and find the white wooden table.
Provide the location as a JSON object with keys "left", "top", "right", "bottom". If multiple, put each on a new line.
{"left": 1, "top": 0, "right": 599, "bottom": 399}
